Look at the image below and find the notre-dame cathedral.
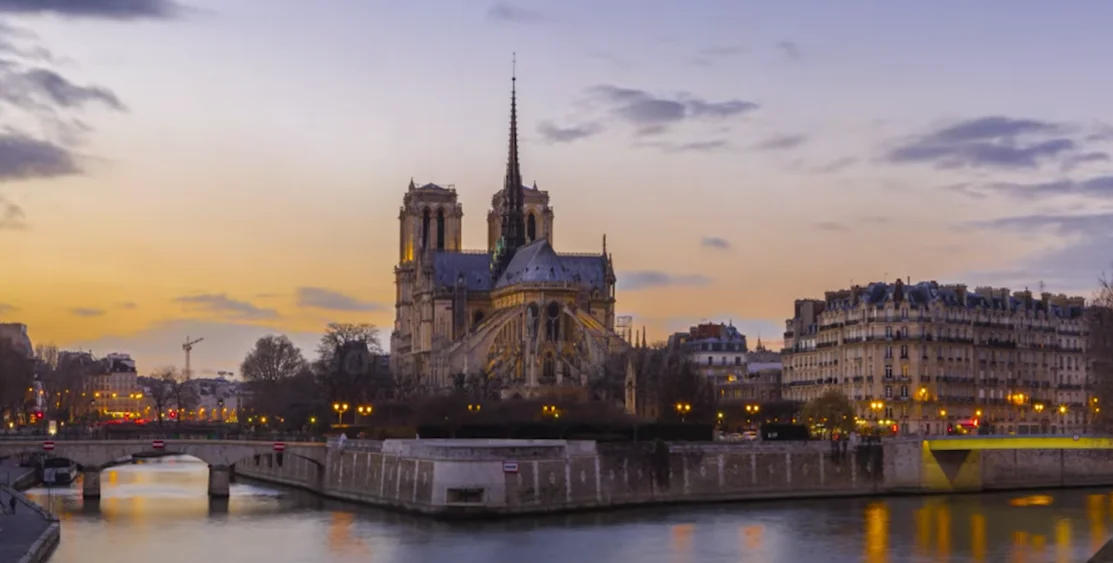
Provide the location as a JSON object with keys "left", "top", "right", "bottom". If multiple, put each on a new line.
{"left": 389, "top": 72, "right": 636, "bottom": 405}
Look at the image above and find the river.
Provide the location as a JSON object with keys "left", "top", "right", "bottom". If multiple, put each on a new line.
{"left": 19, "top": 455, "right": 1113, "bottom": 563}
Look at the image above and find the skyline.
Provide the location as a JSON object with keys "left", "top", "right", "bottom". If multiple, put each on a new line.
{"left": 1, "top": 0, "right": 1111, "bottom": 374}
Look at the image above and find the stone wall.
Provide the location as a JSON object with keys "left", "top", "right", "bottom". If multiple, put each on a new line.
{"left": 235, "top": 439, "right": 887, "bottom": 516}
{"left": 981, "top": 449, "right": 1113, "bottom": 490}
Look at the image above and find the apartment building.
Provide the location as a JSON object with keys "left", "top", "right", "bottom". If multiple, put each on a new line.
{"left": 0, "top": 323, "right": 32, "bottom": 357}
{"left": 80, "top": 352, "right": 144, "bottom": 420}
{"left": 669, "top": 322, "right": 781, "bottom": 402}
{"left": 782, "top": 279, "right": 1089, "bottom": 436}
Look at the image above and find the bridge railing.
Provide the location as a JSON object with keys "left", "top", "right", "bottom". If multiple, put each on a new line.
{"left": 0, "top": 432, "right": 326, "bottom": 443}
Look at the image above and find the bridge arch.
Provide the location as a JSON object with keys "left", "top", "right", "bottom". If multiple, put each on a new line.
{"left": 0, "top": 440, "right": 326, "bottom": 498}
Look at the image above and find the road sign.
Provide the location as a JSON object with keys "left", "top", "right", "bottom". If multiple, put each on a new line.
{"left": 503, "top": 461, "right": 519, "bottom": 474}
{"left": 152, "top": 440, "right": 165, "bottom": 449}
{"left": 42, "top": 441, "right": 54, "bottom": 452}
{"left": 273, "top": 442, "right": 286, "bottom": 452}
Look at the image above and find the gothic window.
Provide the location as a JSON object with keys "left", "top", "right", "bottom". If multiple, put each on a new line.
{"left": 421, "top": 207, "right": 431, "bottom": 250}
{"left": 543, "top": 353, "right": 556, "bottom": 382}
{"left": 546, "top": 302, "right": 561, "bottom": 341}
{"left": 473, "top": 310, "right": 485, "bottom": 327}
{"left": 527, "top": 212, "right": 537, "bottom": 242}
{"left": 436, "top": 208, "right": 446, "bottom": 250}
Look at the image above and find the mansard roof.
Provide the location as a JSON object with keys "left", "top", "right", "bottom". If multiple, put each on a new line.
{"left": 822, "top": 280, "right": 1086, "bottom": 319}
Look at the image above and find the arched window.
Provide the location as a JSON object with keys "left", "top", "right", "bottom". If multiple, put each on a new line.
{"left": 543, "top": 353, "right": 556, "bottom": 382}
{"left": 421, "top": 207, "right": 431, "bottom": 250}
{"left": 546, "top": 302, "right": 561, "bottom": 341}
{"left": 436, "top": 208, "right": 446, "bottom": 250}
{"left": 473, "top": 310, "right": 485, "bottom": 327}
{"left": 527, "top": 212, "right": 537, "bottom": 242}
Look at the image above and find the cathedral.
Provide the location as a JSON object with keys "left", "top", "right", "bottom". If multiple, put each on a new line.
{"left": 390, "top": 72, "right": 635, "bottom": 402}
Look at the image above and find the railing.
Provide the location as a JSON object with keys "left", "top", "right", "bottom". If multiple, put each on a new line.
{"left": 0, "top": 432, "right": 326, "bottom": 443}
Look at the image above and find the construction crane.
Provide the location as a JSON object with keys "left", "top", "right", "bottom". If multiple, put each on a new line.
{"left": 183, "top": 336, "right": 204, "bottom": 380}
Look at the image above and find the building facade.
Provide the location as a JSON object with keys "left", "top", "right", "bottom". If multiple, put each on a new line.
{"left": 79, "top": 353, "right": 144, "bottom": 420}
{"left": 668, "top": 322, "right": 782, "bottom": 402}
{"left": 390, "top": 74, "right": 632, "bottom": 401}
{"left": 0, "top": 323, "right": 32, "bottom": 358}
{"left": 782, "top": 280, "right": 1089, "bottom": 436}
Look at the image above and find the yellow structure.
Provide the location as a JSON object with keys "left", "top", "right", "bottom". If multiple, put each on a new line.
{"left": 390, "top": 72, "right": 632, "bottom": 401}
{"left": 782, "top": 280, "right": 1091, "bottom": 436}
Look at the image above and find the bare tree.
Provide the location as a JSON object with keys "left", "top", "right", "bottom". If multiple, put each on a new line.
{"left": 1089, "top": 273, "right": 1113, "bottom": 432}
{"left": 141, "top": 367, "right": 178, "bottom": 425}
{"left": 240, "top": 335, "right": 308, "bottom": 384}
{"left": 312, "top": 323, "right": 389, "bottom": 403}
{"left": 34, "top": 343, "right": 59, "bottom": 369}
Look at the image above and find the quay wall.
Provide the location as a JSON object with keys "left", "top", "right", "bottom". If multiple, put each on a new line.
{"left": 236, "top": 439, "right": 886, "bottom": 516}
{"left": 0, "top": 466, "right": 60, "bottom": 563}
{"left": 234, "top": 438, "right": 1113, "bottom": 517}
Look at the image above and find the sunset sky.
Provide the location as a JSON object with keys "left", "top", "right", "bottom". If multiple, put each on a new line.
{"left": 1, "top": 1, "right": 1111, "bottom": 375}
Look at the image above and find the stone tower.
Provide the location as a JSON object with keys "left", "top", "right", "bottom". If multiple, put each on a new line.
{"left": 397, "top": 180, "right": 464, "bottom": 263}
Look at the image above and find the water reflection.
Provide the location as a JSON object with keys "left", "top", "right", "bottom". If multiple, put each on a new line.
{"left": 18, "top": 457, "right": 1113, "bottom": 563}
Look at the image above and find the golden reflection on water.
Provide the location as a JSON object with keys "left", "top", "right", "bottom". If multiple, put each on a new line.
{"left": 935, "top": 502, "right": 951, "bottom": 559}
{"left": 1090, "top": 494, "right": 1107, "bottom": 555}
{"left": 970, "top": 513, "right": 986, "bottom": 562}
{"left": 1056, "top": 518, "right": 1073, "bottom": 563}
{"left": 670, "top": 523, "right": 693, "bottom": 563}
{"left": 326, "top": 510, "right": 369, "bottom": 556}
{"left": 740, "top": 524, "right": 763, "bottom": 552}
{"left": 864, "top": 502, "right": 888, "bottom": 563}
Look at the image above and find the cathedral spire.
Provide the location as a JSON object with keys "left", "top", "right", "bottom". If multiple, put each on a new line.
{"left": 495, "top": 53, "right": 527, "bottom": 275}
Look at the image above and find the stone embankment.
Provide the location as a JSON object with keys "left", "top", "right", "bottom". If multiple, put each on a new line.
{"left": 235, "top": 437, "right": 1113, "bottom": 520}
{"left": 0, "top": 461, "right": 60, "bottom": 563}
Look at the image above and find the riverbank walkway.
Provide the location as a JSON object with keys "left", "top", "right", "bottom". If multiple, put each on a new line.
{"left": 0, "top": 459, "right": 50, "bottom": 563}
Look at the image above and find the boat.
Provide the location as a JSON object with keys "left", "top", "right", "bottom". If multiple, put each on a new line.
{"left": 42, "top": 457, "right": 77, "bottom": 486}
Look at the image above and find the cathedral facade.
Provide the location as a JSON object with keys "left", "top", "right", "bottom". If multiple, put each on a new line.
{"left": 390, "top": 75, "right": 633, "bottom": 401}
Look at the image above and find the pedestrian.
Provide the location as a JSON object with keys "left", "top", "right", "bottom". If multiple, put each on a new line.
{"left": 9, "top": 495, "right": 16, "bottom": 513}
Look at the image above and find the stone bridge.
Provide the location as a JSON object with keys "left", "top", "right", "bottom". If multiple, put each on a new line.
{"left": 0, "top": 439, "right": 326, "bottom": 498}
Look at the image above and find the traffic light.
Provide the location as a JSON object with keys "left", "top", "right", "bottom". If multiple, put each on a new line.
{"left": 35, "top": 411, "right": 43, "bottom": 420}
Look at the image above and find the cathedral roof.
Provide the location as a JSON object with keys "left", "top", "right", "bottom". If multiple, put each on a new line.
{"left": 432, "top": 252, "right": 492, "bottom": 291}
{"left": 429, "top": 246, "right": 609, "bottom": 293}
{"left": 495, "top": 239, "right": 572, "bottom": 289}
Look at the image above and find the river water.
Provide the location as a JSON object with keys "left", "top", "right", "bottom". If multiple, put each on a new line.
{"left": 20, "top": 456, "right": 1113, "bottom": 563}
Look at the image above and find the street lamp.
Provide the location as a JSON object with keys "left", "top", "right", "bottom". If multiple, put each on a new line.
{"left": 467, "top": 404, "right": 482, "bottom": 412}
{"left": 332, "top": 402, "right": 349, "bottom": 425}
{"left": 356, "top": 405, "right": 373, "bottom": 421}
{"left": 542, "top": 404, "right": 559, "bottom": 418}
{"left": 675, "top": 402, "right": 692, "bottom": 422}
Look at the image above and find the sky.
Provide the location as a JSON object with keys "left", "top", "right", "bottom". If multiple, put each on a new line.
{"left": 1, "top": 0, "right": 1111, "bottom": 375}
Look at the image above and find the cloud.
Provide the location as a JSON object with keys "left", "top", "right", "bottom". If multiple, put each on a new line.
{"left": 700, "top": 236, "right": 731, "bottom": 250}
{"left": 814, "top": 221, "right": 850, "bottom": 233}
{"left": 618, "top": 271, "right": 712, "bottom": 291}
{"left": 118, "top": 301, "right": 137, "bottom": 309}
{"left": 966, "top": 212, "right": 1113, "bottom": 292}
{"left": 753, "top": 134, "right": 807, "bottom": 151}
{"left": 0, "top": 132, "right": 81, "bottom": 181}
{"left": 537, "top": 121, "right": 602, "bottom": 143}
{"left": 961, "top": 175, "right": 1113, "bottom": 201}
{"left": 174, "top": 293, "right": 279, "bottom": 321}
{"left": 0, "top": 302, "right": 16, "bottom": 315}
{"left": 0, "top": 16, "right": 130, "bottom": 192}
{"left": 70, "top": 307, "right": 105, "bottom": 317}
{"left": 665, "top": 139, "right": 730, "bottom": 153}
{"left": 0, "top": 194, "right": 27, "bottom": 229}
{"left": 486, "top": 2, "right": 545, "bottom": 24}
{"left": 804, "top": 157, "right": 857, "bottom": 174}
{"left": 0, "top": 0, "right": 185, "bottom": 19}
{"left": 690, "top": 44, "right": 746, "bottom": 66}
{"left": 295, "top": 287, "right": 383, "bottom": 312}
{"left": 777, "top": 41, "right": 803, "bottom": 61}
{"left": 586, "top": 84, "right": 758, "bottom": 134}
{"left": 883, "top": 116, "right": 1101, "bottom": 170}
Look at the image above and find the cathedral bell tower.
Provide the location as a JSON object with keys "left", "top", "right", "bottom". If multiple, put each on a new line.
{"left": 491, "top": 56, "right": 528, "bottom": 278}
